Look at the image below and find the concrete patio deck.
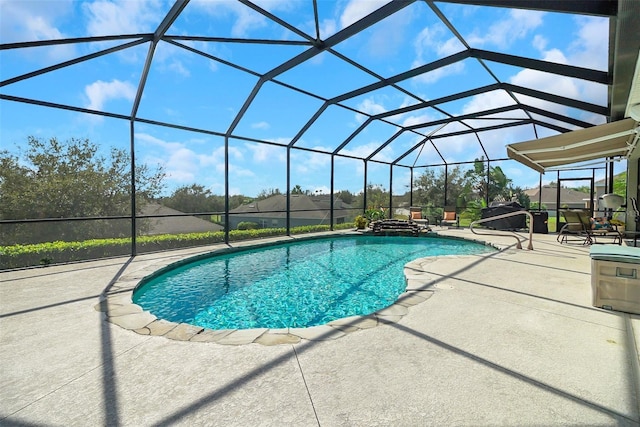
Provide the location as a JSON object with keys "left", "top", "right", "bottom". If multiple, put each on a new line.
{"left": 1, "top": 230, "right": 639, "bottom": 426}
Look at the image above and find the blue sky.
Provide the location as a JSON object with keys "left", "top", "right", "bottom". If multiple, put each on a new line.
{"left": 0, "top": 0, "right": 618, "bottom": 197}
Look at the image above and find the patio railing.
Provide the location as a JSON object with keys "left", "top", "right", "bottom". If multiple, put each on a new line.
{"left": 469, "top": 211, "right": 534, "bottom": 250}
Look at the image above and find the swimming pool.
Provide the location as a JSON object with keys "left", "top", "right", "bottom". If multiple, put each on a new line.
{"left": 133, "top": 235, "right": 494, "bottom": 330}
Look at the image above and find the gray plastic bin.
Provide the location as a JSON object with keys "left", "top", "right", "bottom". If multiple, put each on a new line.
{"left": 589, "top": 245, "right": 640, "bottom": 314}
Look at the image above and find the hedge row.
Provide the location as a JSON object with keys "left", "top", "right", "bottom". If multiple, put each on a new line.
{"left": 0, "top": 223, "right": 354, "bottom": 270}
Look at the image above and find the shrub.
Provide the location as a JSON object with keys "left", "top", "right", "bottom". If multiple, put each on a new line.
{"left": 0, "top": 224, "right": 352, "bottom": 270}
{"left": 237, "top": 221, "right": 260, "bottom": 230}
{"left": 354, "top": 215, "right": 368, "bottom": 229}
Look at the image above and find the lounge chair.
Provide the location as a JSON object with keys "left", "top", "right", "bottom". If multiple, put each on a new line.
{"left": 557, "top": 209, "right": 587, "bottom": 244}
{"left": 558, "top": 209, "right": 621, "bottom": 245}
{"left": 440, "top": 206, "right": 459, "bottom": 228}
{"left": 409, "top": 206, "right": 430, "bottom": 230}
{"left": 575, "top": 209, "right": 622, "bottom": 245}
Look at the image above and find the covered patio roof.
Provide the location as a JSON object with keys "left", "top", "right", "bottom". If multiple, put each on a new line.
{"left": 506, "top": 117, "right": 640, "bottom": 173}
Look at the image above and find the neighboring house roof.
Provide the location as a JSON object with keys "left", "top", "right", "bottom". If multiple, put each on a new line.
{"left": 140, "top": 203, "right": 223, "bottom": 235}
{"left": 230, "top": 194, "right": 352, "bottom": 219}
{"left": 524, "top": 186, "right": 590, "bottom": 205}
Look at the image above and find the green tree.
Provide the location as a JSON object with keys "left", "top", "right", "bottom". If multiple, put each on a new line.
{"left": 0, "top": 136, "right": 165, "bottom": 244}
{"left": 335, "top": 189, "right": 355, "bottom": 205}
{"left": 365, "top": 183, "right": 388, "bottom": 209}
{"left": 488, "top": 166, "right": 511, "bottom": 201}
{"left": 613, "top": 171, "right": 627, "bottom": 196}
{"left": 351, "top": 184, "right": 388, "bottom": 216}
{"left": 256, "top": 188, "right": 281, "bottom": 200}
{"left": 161, "top": 184, "right": 216, "bottom": 213}
{"left": 463, "top": 158, "right": 515, "bottom": 204}
{"left": 413, "top": 166, "right": 466, "bottom": 207}
{"left": 291, "top": 184, "right": 304, "bottom": 194}
{"left": 511, "top": 186, "right": 531, "bottom": 210}
{"left": 228, "top": 194, "right": 249, "bottom": 210}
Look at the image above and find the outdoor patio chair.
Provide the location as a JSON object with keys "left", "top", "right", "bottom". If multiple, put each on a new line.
{"left": 440, "top": 206, "right": 459, "bottom": 228}
{"left": 557, "top": 209, "right": 587, "bottom": 244}
{"left": 575, "top": 209, "right": 622, "bottom": 245}
{"left": 409, "top": 206, "right": 430, "bottom": 230}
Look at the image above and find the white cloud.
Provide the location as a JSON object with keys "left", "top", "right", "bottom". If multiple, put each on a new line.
{"left": 411, "top": 61, "right": 465, "bottom": 85}
{"left": 462, "top": 90, "right": 516, "bottom": 115}
{"left": 358, "top": 97, "right": 387, "bottom": 115}
{"left": 540, "top": 48, "right": 568, "bottom": 64}
{"left": 204, "top": 146, "right": 253, "bottom": 177}
{"left": 226, "top": 163, "right": 255, "bottom": 178}
{"left": 135, "top": 134, "right": 256, "bottom": 185}
{"left": 230, "top": 7, "right": 268, "bottom": 37}
{"left": 167, "top": 60, "right": 190, "bottom": 77}
{"left": 383, "top": 96, "right": 423, "bottom": 124}
{"left": 410, "top": 23, "right": 466, "bottom": 84}
{"left": 512, "top": 69, "right": 579, "bottom": 102}
{"left": 295, "top": 164, "right": 309, "bottom": 174}
{"left": 438, "top": 37, "right": 464, "bottom": 57}
{"left": 84, "top": 79, "right": 136, "bottom": 111}
{"left": 507, "top": 16, "right": 610, "bottom": 112}
{"left": 245, "top": 143, "right": 286, "bottom": 163}
{"left": 361, "top": 7, "right": 414, "bottom": 59}
{"left": 402, "top": 112, "right": 437, "bottom": 128}
{"left": 0, "top": 0, "right": 72, "bottom": 40}
{"left": 252, "top": 121, "right": 270, "bottom": 130}
{"left": 532, "top": 34, "right": 547, "bottom": 51}
{"left": 434, "top": 134, "right": 484, "bottom": 159}
{"left": 24, "top": 14, "right": 64, "bottom": 39}
{"left": 339, "top": 0, "right": 389, "bottom": 29}
{"left": 319, "top": 18, "right": 337, "bottom": 39}
{"left": 467, "top": 9, "right": 544, "bottom": 49}
{"left": 292, "top": 148, "right": 331, "bottom": 172}
{"left": 151, "top": 35, "right": 200, "bottom": 75}
{"left": 567, "top": 16, "right": 609, "bottom": 70}
{"left": 0, "top": 0, "right": 76, "bottom": 61}
{"left": 83, "top": 0, "right": 163, "bottom": 36}
{"left": 341, "top": 142, "right": 391, "bottom": 162}
{"left": 300, "top": 15, "right": 337, "bottom": 42}
{"left": 135, "top": 133, "right": 200, "bottom": 182}
{"left": 191, "top": 0, "right": 297, "bottom": 38}
{"left": 199, "top": 145, "right": 242, "bottom": 168}
{"left": 165, "top": 148, "right": 201, "bottom": 181}
{"left": 414, "top": 25, "right": 444, "bottom": 58}
{"left": 355, "top": 97, "right": 387, "bottom": 123}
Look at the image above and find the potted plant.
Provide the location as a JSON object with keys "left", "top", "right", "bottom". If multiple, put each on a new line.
{"left": 354, "top": 215, "right": 368, "bottom": 229}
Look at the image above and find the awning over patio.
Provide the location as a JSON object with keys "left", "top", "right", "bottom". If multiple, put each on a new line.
{"left": 506, "top": 118, "right": 639, "bottom": 173}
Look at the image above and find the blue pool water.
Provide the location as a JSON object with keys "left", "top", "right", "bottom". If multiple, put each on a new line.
{"left": 133, "top": 235, "right": 494, "bottom": 330}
